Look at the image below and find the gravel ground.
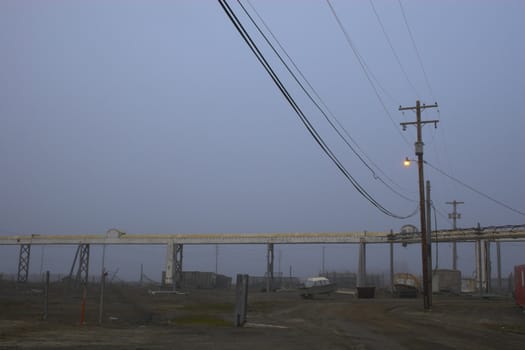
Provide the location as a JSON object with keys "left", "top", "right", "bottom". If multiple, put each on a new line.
{"left": 1, "top": 282, "right": 524, "bottom": 349}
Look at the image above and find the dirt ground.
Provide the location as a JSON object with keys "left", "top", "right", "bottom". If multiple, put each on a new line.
{"left": 1, "top": 281, "right": 524, "bottom": 350}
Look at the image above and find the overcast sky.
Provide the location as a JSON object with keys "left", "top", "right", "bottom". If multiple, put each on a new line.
{"left": 1, "top": 0, "right": 524, "bottom": 281}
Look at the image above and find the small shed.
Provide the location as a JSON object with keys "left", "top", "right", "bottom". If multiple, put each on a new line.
{"left": 432, "top": 269, "right": 461, "bottom": 294}
{"left": 514, "top": 265, "right": 525, "bottom": 307}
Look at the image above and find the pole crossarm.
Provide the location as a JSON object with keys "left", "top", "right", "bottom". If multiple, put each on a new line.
{"left": 400, "top": 120, "right": 439, "bottom": 129}
{"left": 1, "top": 225, "right": 524, "bottom": 246}
{"left": 399, "top": 103, "right": 438, "bottom": 111}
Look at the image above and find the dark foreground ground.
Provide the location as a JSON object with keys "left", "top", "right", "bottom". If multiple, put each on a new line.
{"left": 1, "top": 281, "right": 524, "bottom": 349}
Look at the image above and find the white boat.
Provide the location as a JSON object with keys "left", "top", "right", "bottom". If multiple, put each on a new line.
{"left": 299, "top": 277, "right": 336, "bottom": 298}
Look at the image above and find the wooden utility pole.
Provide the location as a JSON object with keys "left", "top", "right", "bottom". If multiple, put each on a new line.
{"left": 399, "top": 100, "right": 438, "bottom": 311}
{"left": 446, "top": 200, "right": 464, "bottom": 230}
{"left": 446, "top": 200, "right": 464, "bottom": 270}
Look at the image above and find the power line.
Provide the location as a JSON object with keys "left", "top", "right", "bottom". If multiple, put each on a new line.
{"left": 222, "top": 0, "right": 415, "bottom": 218}
{"left": 218, "top": 0, "right": 417, "bottom": 219}
{"left": 429, "top": 108, "right": 459, "bottom": 195}
{"left": 368, "top": 0, "right": 420, "bottom": 99}
{"left": 242, "top": 0, "right": 415, "bottom": 202}
{"left": 425, "top": 160, "right": 525, "bottom": 217}
{"left": 432, "top": 204, "right": 449, "bottom": 222}
{"left": 325, "top": 0, "right": 411, "bottom": 146}
{"left": 236, "top": 0, "right": 415, "bottom": 204}
{"left": 397, "top": 0, "right": 435, "bottom": 101}
{"left": 396, "top": 0, "right": 462, "bottom": 225}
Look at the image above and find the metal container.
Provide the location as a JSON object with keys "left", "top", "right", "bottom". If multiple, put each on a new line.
{"left": 514, "top": 264, "right": 525, "bottom": 307}
{"left": 357, "top": 286, "right": 375, "bottom": 298}
{"left": 432, "top": 269, "right": 461, "bottom": 294}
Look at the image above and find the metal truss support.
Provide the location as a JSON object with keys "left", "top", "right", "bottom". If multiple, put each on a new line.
{"left": 165, "top": 242, "right": 183, "bottom": 289}
{"left": 76, "top": 244, "right": 90, "bottom": 285}
{"left": 17, "top": 244, "right": 31, "bottom": 283}
{"left": 69, "top": 245, "right": 80, "bottom": 281}
{"left": 266, "top": 243, "right": 274, "bottom": 292}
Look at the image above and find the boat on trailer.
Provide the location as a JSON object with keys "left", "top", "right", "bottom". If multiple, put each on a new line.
{"left": 393, "top": 272, "right": 420, "bottom": 298}
{"left": 299, "top": 277, "right": 336, "bottom": 298}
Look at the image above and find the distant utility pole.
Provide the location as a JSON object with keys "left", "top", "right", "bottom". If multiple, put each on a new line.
{"left": 399, "top": 100, "right": 439, "bottom": 311}
{"left": 446, "top": 200, "right": 464, "bottom": 270}
{"left": 446, "top": 200, "right": 464, "bottom": 230}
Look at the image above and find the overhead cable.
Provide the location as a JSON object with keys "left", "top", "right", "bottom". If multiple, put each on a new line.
{"left": 425, "top": 160, "right": 525, "bottom": 217}
{"left": 218, "top": 0, "right": 417, "bottom": 219}
{"left": 397, "top": 0, "right": 436, "bottom": 102}
{"left": 432, "top": 203, "right": 449, "bottom": 222}
{"left": 326, "top": 0, "right": 411, "bottom": 146}
{"left": 241, "top": 0, "right": 415, "bottom": 202}
{"left": 368, "top": 0, "right": 420, "bottom": 99}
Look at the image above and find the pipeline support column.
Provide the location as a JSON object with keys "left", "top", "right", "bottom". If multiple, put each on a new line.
{"left": 165, "top": 242, "right": 184, "bottom": 289}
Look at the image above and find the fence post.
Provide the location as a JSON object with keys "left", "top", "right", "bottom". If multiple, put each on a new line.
{"left": 234, "top": 274, "right": 249, "bottom": 327}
